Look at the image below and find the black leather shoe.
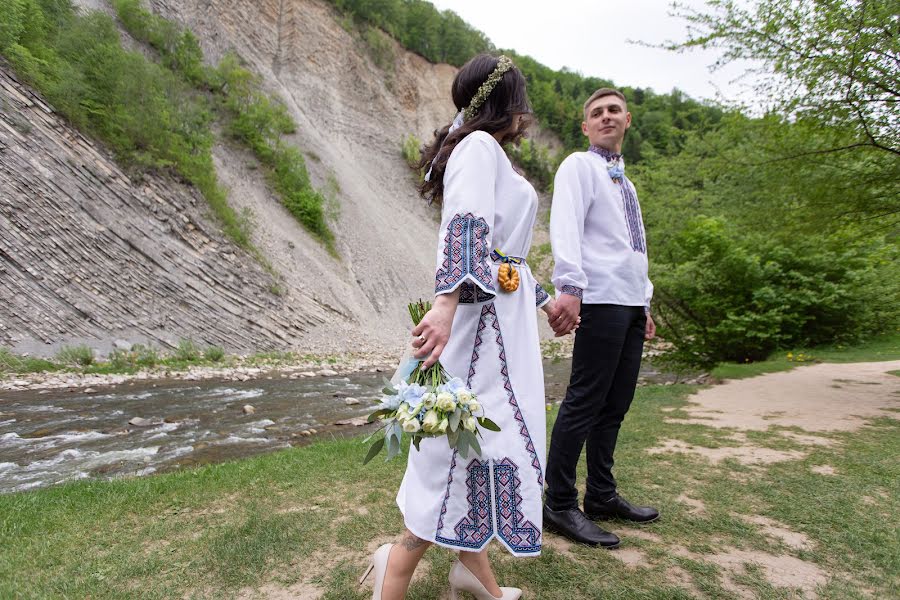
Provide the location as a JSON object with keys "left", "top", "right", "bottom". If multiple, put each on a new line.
{"left": 543, "top": 505, "right": 620, "bottom": 548}
{"left": 584, "top": 493, "right": 660, "bottom": 524}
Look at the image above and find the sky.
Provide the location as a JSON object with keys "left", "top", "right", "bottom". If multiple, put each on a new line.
{"left": 428, "top": 0, "right": 757, "bottom": 105}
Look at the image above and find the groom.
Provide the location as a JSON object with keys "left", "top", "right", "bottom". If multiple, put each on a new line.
{"left": 543, "top": 88, "right": 659, "bottom": 548}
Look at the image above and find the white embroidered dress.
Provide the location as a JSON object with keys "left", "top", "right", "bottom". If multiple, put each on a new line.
{"left": 397, "top": 131, "right": 549, "bottom": 557}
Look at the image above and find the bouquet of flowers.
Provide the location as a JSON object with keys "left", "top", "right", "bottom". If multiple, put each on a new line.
{"left": 363, "top": 300, "right": 501, "bottom": 464}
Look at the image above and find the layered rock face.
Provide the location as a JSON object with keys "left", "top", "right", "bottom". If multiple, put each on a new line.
{"left": 1, "top": 0, "right": 461, "bottom": 356}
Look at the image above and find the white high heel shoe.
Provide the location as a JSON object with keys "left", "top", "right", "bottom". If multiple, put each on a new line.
{"left": 359, "top": 543, "right": 393, "bottom": 600}
{"left": 448, "top": 559, "right": 522, "bottom": 600}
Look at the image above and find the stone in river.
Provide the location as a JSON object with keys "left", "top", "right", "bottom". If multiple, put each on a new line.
{"left": 242, "top": 404, "right": 255, "bottom": 414}
{"left": 335, "top": 417, "right": 368, "bottom": 426}
{"left": 128, "top": 417, "right": 158, "bottom": 427}
{"left": 343, "top": 397, "right": 360, "bottom": 405}
{"left": 318, "top": 369, "right": 338, "bottom": 377}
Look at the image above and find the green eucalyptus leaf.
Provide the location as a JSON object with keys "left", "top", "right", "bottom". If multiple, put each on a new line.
{"left": 477, "top": 417, "right": 501, "bottom": 432}
{"left": 363, "top": 437, "right": 385, "bottom": 465}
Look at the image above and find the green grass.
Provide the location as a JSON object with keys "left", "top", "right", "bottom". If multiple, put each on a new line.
{"left": 2, "top": 376, "right": 897, "bottom": 598}
{"left": 710, "top": 332, "right": 900, "bottom": 380}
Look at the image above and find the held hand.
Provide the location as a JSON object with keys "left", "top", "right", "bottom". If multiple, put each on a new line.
{"left": 549, "top": 293, "right": 581, "bottom": 337}
{"left": 541, "top": 299, "right": 557, "bottom": 317}
{"left": 645, "top": 312, "right": 656, "bottom": 341}
{"left": 411, "top": 296, "right": 457, "bottom": 368}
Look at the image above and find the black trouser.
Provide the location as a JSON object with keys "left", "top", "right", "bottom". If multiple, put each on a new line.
{"left": 544, "top": 304, "right": 646, "bottom": 511}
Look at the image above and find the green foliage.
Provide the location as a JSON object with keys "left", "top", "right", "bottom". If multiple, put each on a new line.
{"left": 0, "top": 348, "right": 60, "bottom": 374}
{"left": 213, "top": 54, "right": 335, "bottom": 252}
{"left": 652, "top": 217, "right": 896, "bottom": 367}
{"left": 328, "top": 0, "right": 492, "bottom": 66}
{"left": 505, "top": 137, "right": 553, "bottom": 190}
{"left": 672, "top": 0, "right": 898, "bottom": 159}
{"left": 111, "top": 0, "right": 206, "bottom": 84}
{"left": 173, "top": 338, "right": 201, "bottom": 362}
{"left": 363, "top": 25, "right": 395, "bottom": 71}
{"left": 203, "top": 345, "right": 225, "bottom": 362}
{"left": 0, "top": 0, "right": 255, "bottom": 251}
{"left": 400, "top": 133, "right": 421, "bottom": 172}
{"left": 55, "top": 344, "right": 94, "bottom": 367}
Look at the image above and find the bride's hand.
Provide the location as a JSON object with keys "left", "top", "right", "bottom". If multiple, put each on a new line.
{"left": 411, "top": 294, "right": 458, "bottom": 368}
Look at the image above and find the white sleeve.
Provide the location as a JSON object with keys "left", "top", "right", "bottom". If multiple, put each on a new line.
{"left": 644, "top": 278, "right": 654, "bottom": 312}
{"left": 550, "top": 156, "right": 588, "bottom": 298}
{"left": 434, "top": 132, "right": 497, "bottom": 301}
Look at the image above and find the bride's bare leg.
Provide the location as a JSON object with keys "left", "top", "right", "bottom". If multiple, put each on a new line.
{"left": 380, "top": 530, "right": 431, "bottom": 599}
{"left": 459, "top": 548, "right": 502, "bottom": 597}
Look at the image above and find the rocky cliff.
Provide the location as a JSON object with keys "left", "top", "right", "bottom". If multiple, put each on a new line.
{"left": 1, "top": 0, "right": 467, "bottom": 357}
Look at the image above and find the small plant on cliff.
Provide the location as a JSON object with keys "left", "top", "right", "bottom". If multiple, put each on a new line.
{"left": 203, "top": 345, "right": 225, "bottom": 362}
{"left": 55, "top": 345, "right": 94, "bottom": 367}
{"left": 173, "top": 339, "right": 201, "bottom": 362}
{"left": 400, "top": 134, "right": 422, "bottom": 170}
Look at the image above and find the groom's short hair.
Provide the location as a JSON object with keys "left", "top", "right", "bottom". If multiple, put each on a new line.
{"left": 583, "top": 88, "right": 627, "bottom": 119}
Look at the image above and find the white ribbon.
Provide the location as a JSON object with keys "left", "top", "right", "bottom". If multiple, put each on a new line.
{"left": 424, "top": 111, "right": 465, "bottom": 182}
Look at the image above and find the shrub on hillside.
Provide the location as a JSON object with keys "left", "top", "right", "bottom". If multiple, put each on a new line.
{"left": 55, "top": 345, "right": 94, "bottom": 367}
{"left": 652, "top": 217, "right": 894, "bottom": 367}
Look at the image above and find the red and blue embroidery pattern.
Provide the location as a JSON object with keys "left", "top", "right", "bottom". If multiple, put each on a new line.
{"left": 494, "top": 458, "right": 541, "bottom": 553}
{"left": 435, "top": 458, "right": 494, "bottom": 550}
{"left": 433, "top": 302, "right": 542, "bottom": 554}
{"left": 561, "top": 285, "right": 583, "bottom": 299}
{"left": 535, "top": 284, "right": 549, "bottom": 307}
{"left": 435, "top": 213, "right": 495, "bottom": 295}
{"left": 620, "top": 179, "right": 647, "bottom": 254}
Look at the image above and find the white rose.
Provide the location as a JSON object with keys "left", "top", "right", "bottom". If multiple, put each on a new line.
{"left": 402, "top": 418, "right": 421, "bottom": 433}
{"left": 456, "top": 390, "right": 473, "bottom": 405}
{"left": 463, "top": 416, "right": 478, "bottom": 431}
{"left": 422, "top": 392, "right": 437, "bottom": 408}
{"left": 397, "top": 402, "right": 409, "bottom": 415}
{"left": 437, "top": 418, "right": 449, "bottom": 434}
{"left": 422, "top": 409, "right": 440, "bottom": 433}
{"left": 467, "top": 400, "right": 481, "bottom": 414}
{"left": 436, "top": 392, "right": 456, "bottom": 412}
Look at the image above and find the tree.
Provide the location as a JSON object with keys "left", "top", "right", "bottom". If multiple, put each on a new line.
{"left": 672, "top": 0, "right": 899, "bottom": 157}
{"left": 669, "top": 0, "right": 900, "bottom": 225}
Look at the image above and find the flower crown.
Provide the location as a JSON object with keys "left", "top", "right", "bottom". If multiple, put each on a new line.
{"left": 462, "top": 55, "right": 514, "bottom": 121}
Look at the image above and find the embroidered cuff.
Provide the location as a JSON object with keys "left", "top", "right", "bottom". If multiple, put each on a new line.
{"left": 560, "top": 285, "right": 583, "bottom": 300}
{"left": 535, "top": 284, "right": 550, "bottom": 308}
{"left": 435, "top": 213, "right": 496, "bottom": 299}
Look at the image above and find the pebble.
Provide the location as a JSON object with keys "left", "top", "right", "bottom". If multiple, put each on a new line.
{"left": 242, "top": 404, "right": 255, "bottom": 415}
{"left": 343, "top": 397, "right": 360, "bottom": 405}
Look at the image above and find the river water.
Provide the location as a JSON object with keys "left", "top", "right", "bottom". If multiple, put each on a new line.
{"left": 0, "top": 359, "right": 671, "bottom": 493}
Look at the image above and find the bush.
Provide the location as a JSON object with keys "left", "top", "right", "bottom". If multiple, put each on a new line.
{"left": 203, "top": 345, "right": 225, "bottom": 362}
{"left": 400, "top": 134, "right": 421, "bottom": 171}
{"left": 363, "top": 26, "right": 395, "bottom": 71}
{"left": 652, "top": 217, "right": 895, "bottom": 367}
{"left": 132, "top": 344, "right": 159, "bottom": 367}
{"left": 55, "top": 344, "right": 94, "bottom": 367}
{"left": 173, "top": 338, "right": 200, "bottom": 362}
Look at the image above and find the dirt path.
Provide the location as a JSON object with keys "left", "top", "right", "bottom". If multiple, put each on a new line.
{"left": 673, "top": 360, "right": 900, "bottom": 433}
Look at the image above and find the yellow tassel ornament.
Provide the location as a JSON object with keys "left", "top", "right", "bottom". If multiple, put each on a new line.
{"left": 498, "top": 262, "right": 520, "bottom": 292}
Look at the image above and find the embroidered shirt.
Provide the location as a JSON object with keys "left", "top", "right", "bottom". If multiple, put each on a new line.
{"left": 549, "top": 151, "right": 653, "bottom": 309}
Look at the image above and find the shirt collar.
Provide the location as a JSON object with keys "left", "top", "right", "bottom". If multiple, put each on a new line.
{"left": 587, "top": 145, "right": 623, "bottom": 163}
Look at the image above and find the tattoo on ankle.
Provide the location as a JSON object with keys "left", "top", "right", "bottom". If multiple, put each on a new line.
{"left": 401, "top": 533, "right": 428, "bottom": 551}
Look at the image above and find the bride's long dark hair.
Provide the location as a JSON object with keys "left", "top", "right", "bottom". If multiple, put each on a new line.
{"left": 418, "top": 54, "right": 532, "bottom": 205}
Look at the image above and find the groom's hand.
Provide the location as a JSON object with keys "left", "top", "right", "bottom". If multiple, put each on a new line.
{"left": 645, "top": 312, "right": 656, "bottom": 340}
{"left": 550, "top": 293, "right": 581, "bottom": 337}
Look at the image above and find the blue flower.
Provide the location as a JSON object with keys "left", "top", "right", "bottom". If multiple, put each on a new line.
{"left": 379, "top": 394, "right": 401, "bottom": 410}
{"left": 444, "top": 377, "right": 466, "bottom": 393}
{"left": 401, "top": 382, "right": 427, "bottom": 411}
{"left": 608, "top": 166, "right": 624, "bottom": 180}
